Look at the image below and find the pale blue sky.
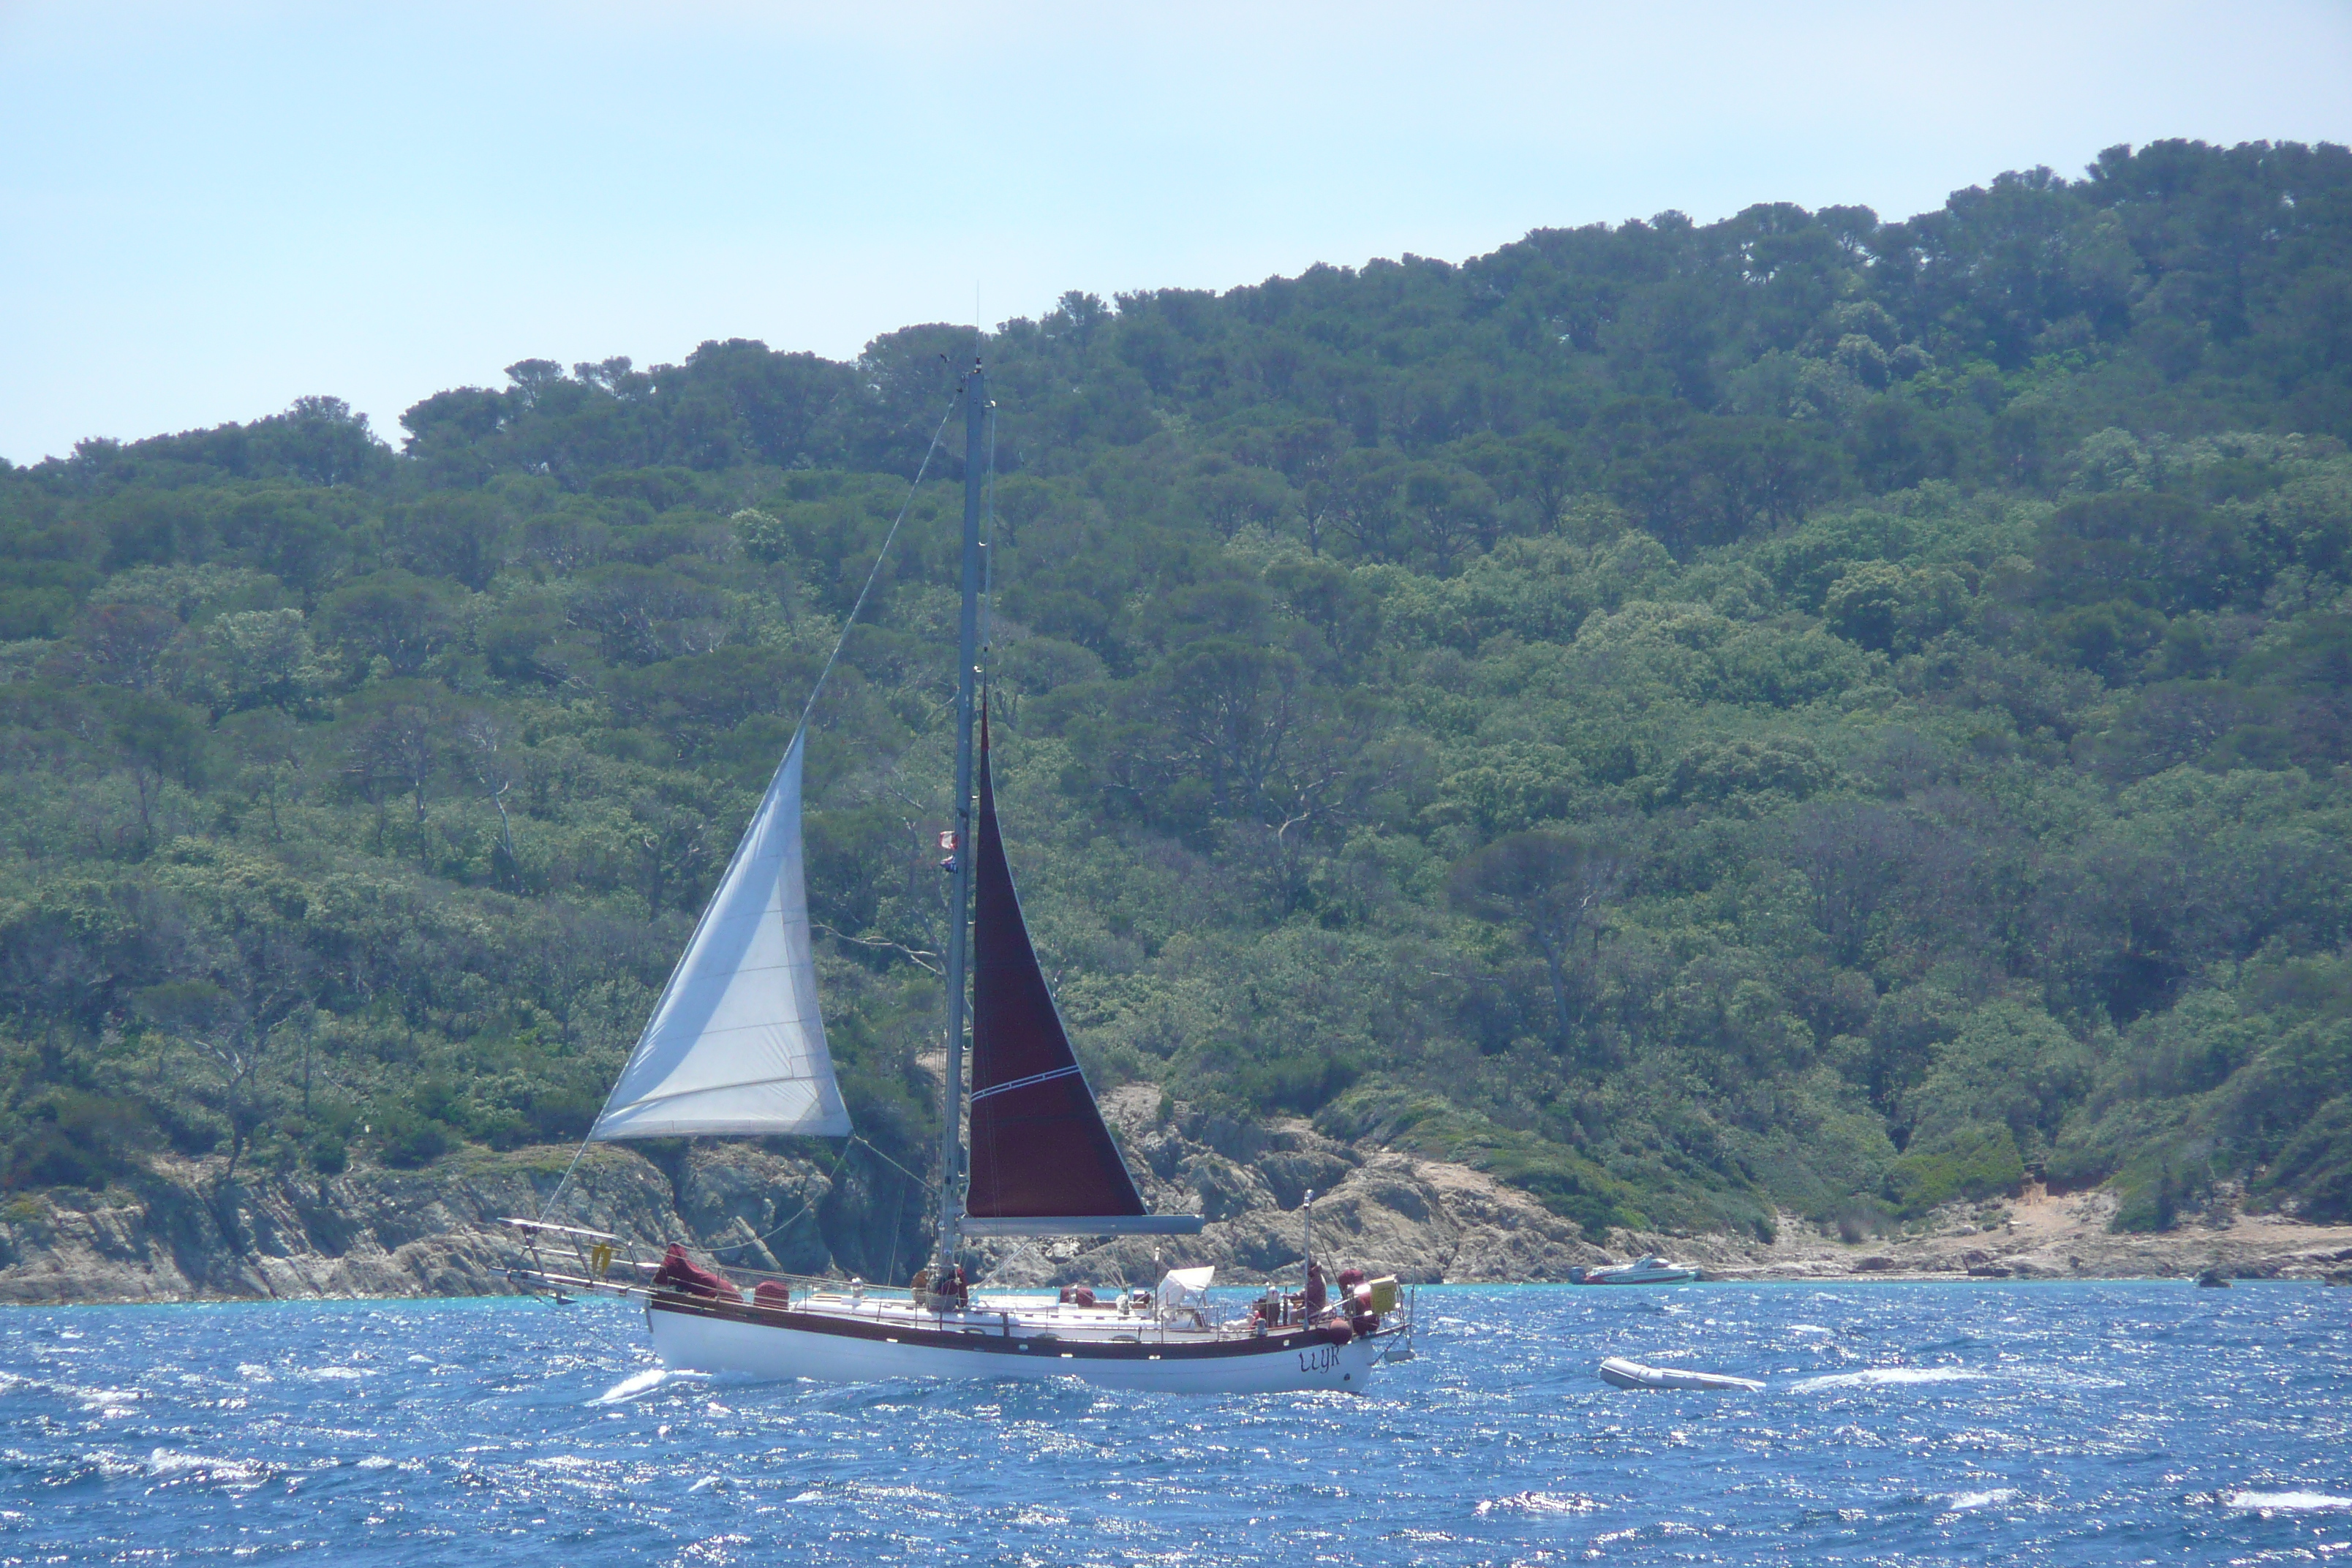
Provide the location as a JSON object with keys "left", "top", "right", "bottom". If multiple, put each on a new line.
{"left": 4, "top": 1, "right": 2348, "bottom": 465}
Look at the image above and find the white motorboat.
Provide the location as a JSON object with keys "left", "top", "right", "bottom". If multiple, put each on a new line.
{"left": 509, "top": 363, "right": 1414, "bottom": 1392}
{"left": 1597, "top": 1356, "right": 1763, "bottom": 1392}
{"left": 1571, "top": 1255, "right": 1700, "bottom": 1285}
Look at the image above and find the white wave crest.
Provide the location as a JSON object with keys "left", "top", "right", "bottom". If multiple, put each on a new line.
{"left": 146, "top": 1448, "right": 270, "bottom": 1487}
{"left": 1792, "top": 1366, "right": 1984, "bottom": 1391}
{"left": 587, "top": 1366, "right": 703, "bottom": 1406}
{"left": 1942, "top": 1488, "right": 2018, "bottom": 1510}
{"left": 588, "top": 1368, "right": 670, "bottom": 1405}
{"left": 2227, "top": 1490, "right": 2352, "bottom": 1513}
{"left": 1477, "top": 1491, "right": 1606, "bottom": 1516}
{"left": 75, "top": 1387, "right": 141, "bottom": 1413}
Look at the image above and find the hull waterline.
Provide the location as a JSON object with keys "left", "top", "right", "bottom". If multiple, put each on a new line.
{"left": 644, "top": 1297, "right": 1399, "bottom": 1394}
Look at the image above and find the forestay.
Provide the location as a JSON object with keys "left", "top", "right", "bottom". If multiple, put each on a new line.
{"left": 591, "top": 730, "right": 851, "bottom": 1140}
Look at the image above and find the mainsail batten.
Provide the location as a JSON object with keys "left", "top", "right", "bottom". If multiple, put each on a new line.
{"left": 591, "top": 730, "right": 851, "bottom": 1141}
{"left": 965, "top": 723, "right": 1156, "bottom": 1226}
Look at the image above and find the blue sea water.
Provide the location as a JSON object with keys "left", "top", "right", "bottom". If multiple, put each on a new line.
{"left": 2, "top": 1282, "right": 2348, "bottom": 1565}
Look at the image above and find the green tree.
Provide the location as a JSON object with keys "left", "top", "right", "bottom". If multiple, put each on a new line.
{"left": 1448, "top": 830, "right": 1629, "bottom": 1052}
{"left": 324, "top": 570, "right": 461, "bottom": 676}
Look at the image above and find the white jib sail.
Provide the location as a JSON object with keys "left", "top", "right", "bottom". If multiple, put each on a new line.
{"left": 591, "top": 729, "right": 851, "bottom": 1140}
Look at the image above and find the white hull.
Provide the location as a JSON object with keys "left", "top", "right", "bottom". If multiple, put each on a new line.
{"left": 644, "top": 1297, "right": 1400, "bottom": 1394}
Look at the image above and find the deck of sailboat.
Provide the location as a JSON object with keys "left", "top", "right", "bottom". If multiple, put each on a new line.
{"left": 510, "top": 1255, "right": 1387, "bottom": 1355}
{"left": 508, "top": 1235, "right": 1411, "bottom": 1386}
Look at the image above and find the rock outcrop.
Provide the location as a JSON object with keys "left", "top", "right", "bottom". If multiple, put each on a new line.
{"left": 0, "top": 1142, "right": 840, "bottom": 1304}
{"left": 7, "top": 1093, "right": 2351, "bottom": 1304}
{"left": 973, "top": 1088, "right": 1610, "bottom": 1288}
{"left": 0, "top": 1094, "right": 1611, "bottom": 1303}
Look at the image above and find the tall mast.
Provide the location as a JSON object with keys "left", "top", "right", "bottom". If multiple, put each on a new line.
{"left": 934, "top": 361, "right": 987, "bottom": 1281}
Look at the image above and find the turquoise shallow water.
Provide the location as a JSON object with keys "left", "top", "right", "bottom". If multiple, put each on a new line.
{"left": 2, "top": 1281, "right": 2348, "bottom": 1564}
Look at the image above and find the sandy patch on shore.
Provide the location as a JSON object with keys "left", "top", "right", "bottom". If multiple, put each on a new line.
{"left": 1612, "top": 1185, "right": 2352, "bottom": 1283}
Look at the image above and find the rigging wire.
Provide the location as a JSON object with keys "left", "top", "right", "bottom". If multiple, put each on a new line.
{"left": 980, "top": 388, "right": 998, "bottom": 661}
{"left": 852, "top": 1132, "right": 938, "bottom": 1194}
{"left": 700, "top": 1137, "right": 854, "bottom": 1256}
{"left": 530, "top": 386, "right": 965, "bottom": 1230}
{"left": 793, "top": 389, "right": 964, "bottom": 739}
{"left": 656, "top": 1134, "right": 938, "bottom": 1267}
{"left": 883, "top": 1183, "right": 905, "bottom": 1286}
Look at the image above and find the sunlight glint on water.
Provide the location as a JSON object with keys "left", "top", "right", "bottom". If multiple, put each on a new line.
{"left": 1, "top": 1282, "right": 2347, "bottom": 1565}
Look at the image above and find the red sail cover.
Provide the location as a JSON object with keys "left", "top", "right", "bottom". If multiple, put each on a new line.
{"left": 965, "top": 728, "right": 1147, "bottom": 1222}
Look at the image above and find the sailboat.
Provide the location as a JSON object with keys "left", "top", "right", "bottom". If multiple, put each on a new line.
{"left": 508, "top": 363, "right": 1415, "bottom": 1392}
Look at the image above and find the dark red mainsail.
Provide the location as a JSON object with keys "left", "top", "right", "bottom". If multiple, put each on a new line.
{"left": 964, "top": 723, "right": 1150, "bottom": 1226}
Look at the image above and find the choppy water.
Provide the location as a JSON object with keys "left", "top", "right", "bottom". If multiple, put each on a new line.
{"left": 3, "top": 1282, "right": 2348, "bottom": 1564}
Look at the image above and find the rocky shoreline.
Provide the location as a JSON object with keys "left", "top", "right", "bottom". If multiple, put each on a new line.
{"left": 0, "top": 1143, "right": 832, "bottom": 1305}
{"left": 1684, "top": 1186, "right": 2352, "bottom": 1286}
{"left": 4, "top": 1102, "right": 2347, "bottom": 1305}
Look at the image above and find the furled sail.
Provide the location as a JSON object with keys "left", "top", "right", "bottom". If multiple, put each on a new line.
{"left": 591, "top": 730, "right": 851, "bottom": 1140}
{"left": 963, "top": 724, "right": 1197, "bottom": 1236}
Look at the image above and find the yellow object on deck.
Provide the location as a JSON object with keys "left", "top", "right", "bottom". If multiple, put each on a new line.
{"left": 1365, "top": 1275, "right": 1400, "bottom": 1313}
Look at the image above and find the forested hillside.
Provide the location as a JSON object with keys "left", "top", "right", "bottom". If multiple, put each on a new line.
{"left": 6, "top": 138, "right": 2351, "bottom": 1267}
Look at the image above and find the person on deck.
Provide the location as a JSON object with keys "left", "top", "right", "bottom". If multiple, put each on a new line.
{"left": 652, "top": 1243, "right": 740, "bottom": 1302}
{"left": 1337, "top": 1266, "right": 1377, "bottom": 1330}
{"left": 1304, "top": 1261, "right": 1328, "bottom": 1319}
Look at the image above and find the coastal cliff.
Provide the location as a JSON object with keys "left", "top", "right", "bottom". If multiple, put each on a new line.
{"left": 0, "top": 1104, "right": 1615, "bottom": 1304}
{"left": 5, "top": 1087, "right": 2348, "bottom": 1305}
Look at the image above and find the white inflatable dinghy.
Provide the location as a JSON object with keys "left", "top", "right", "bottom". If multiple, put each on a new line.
{"left": 1571, "top": 1255, "right": 1700, "bottom": 1285}
{"left": 1597, "top": 1355, "right": 1764, "bottom": 1392}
